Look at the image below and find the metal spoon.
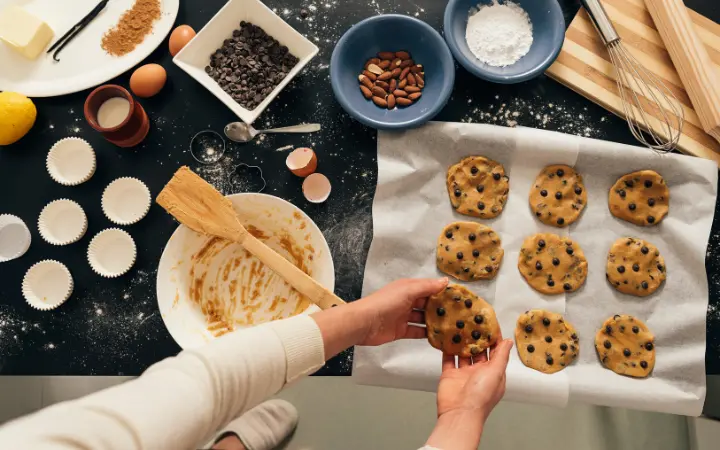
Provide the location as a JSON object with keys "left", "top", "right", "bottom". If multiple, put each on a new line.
{"left": 224, "top": 122, "right": 321, "bottom": 143}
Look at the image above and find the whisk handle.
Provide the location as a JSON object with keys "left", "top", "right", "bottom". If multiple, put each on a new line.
{"left": 581, "top": 0, "right": 619, "bottom": 45}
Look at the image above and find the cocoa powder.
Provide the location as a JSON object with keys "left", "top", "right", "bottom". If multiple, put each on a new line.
{"left": 101, "top": 0, "right": 161, "bottom": 57}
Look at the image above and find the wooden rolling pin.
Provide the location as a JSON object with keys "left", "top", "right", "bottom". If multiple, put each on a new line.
{"left": 646, "top": 0, "right": 720, "bottom": 143}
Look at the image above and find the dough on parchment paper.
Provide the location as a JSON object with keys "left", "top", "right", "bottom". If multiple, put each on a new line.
{"left": 606, "top": 237, "right": 666, "bottom": 297}
{"left": 425, "top": 284, "right": 500, "bottom": 358}
{"left": 436, "top": 221, "right": 504, "bottom": 281}
{"left": 595, "top": 314, "right": 655, "bottom": 378}
{"left": 529, "top": 164, "right": 587, "bottom": 227}
{"left": 446, "top": 156, "right": 509, "bottom": 219}
{"left": 608, "top": 170, "right": 669, "bottom": 226}
{"left": 515, "top": 309, "right": 579, "bottom": 374}
{"left": 517, "top": 233, "right": 588, "bottom": 295}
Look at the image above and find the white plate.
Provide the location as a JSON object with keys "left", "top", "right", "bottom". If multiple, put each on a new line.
{"left": 0, "top": 0, "right": 179, "bottom": 97}
{"left": 157, "top": 193, "right": 335, "bottom": 350}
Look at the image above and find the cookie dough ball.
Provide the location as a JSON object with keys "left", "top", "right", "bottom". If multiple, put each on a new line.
{"left": 609, "top": 170, "right": 669, "bottom": 226}
{"left": 436, "top": 222, "right": 504, "bottom": 281}
{"left": 606, "top": 237, "right": 666, "bottom": 296}
{"left": 515, "top": 310, "right": 579, "bottom": 374}
{"left": 447, "top": 156, "right": 509, "bottom": 219}
{"left": 518, "top": 233, "right": 588, "bottom": 295}
{"left": 529, "top": 164, "right": 587, "bottom": 227}
{"left": 426, "top": 284, "right": 500, "bottom": 358}
{"left": 595, "top": 314, "right": 655, "bottom": 378}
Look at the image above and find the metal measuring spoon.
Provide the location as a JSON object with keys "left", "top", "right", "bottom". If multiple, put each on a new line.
{"left": 224, "top": 122, "right": 321, "bottom": 143}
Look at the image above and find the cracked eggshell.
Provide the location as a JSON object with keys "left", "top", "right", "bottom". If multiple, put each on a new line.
{"left": 302, "top": 173, "right": 331, "bottom": 203}
{"left": 286, "top": 147, "right": 317, "bottom": 177}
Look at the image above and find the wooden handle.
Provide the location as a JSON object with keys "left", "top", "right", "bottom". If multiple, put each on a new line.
{"left": 646, "top": 0, "right": 720, "bottom": 143}
{"left": 240, "top": 233, "right": 345, "bottom": 310}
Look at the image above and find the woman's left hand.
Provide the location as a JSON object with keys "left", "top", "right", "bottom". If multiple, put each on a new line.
{"left": 353, "top": 278, "right": 448, "bottom": 346}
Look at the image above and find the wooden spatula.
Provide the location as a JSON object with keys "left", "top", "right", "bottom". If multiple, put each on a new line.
{"left": 157, "top": 166, "right": 345, "bottom": 310}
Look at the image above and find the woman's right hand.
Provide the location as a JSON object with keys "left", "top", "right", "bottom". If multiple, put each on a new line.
{"left": 425, "top": 338, "right": 513, "bottom": 450}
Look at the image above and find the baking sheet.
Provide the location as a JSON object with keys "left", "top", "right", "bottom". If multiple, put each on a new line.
{"left": 352, "top": 122, "right": 717, "bottom": 416}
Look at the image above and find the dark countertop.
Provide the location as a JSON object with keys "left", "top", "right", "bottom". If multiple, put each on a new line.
{"left": 0, "top": 0, "right": 719, "bottom": 379}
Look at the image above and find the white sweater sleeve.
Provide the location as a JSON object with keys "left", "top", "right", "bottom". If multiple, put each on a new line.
{"left": 0, "top": 314, "right": 325, "bottom": 450}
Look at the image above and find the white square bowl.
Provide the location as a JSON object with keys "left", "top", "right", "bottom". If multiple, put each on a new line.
{"left": 173, "top": 0, "right": 319, "bottom": 124}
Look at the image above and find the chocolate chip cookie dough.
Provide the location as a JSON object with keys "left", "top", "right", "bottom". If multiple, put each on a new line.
{"left": 447, "top": 156, "right": 509, "bottom": 219}
{"left": 518, "top": 233, "right": 588, "bottom": 295}
{"left": 606, "top": 237, "right": 666, "bottom": 296}
{"left": 426, "top": 284, "right": 500, "bottom": 358}
{"left": 515, "top": 310, "right": 579, "bottom": 374}
{"left": 609, "top": 170, "right": 669, "bottom": 226}
{"left": 595, "top": 315, "right": 655, "bottom": 378}
{"left": 529, "top": 164, "right": 587, "bottom": 227}
{"left": 436, "top": 222, "right": 504, "bottom": 281}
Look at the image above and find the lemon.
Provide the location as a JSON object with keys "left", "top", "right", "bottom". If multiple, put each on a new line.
{"left": 0, "top": 92, "right": 37, "bottom": 146}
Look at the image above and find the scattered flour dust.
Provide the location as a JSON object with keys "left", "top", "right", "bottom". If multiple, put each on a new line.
{"left": 466, "top": 0, "right": 533, "bottom": 67}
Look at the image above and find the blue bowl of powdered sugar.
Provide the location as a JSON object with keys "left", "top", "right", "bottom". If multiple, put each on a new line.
{"left": 444, "top": 0, "right": 565, "bottom": 83}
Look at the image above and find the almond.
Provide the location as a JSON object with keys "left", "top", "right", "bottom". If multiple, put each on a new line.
{"left": 377, "top": 51, "right": 395, "bottom": 60}
{"left": 407, "top": 73, "right": 416, "bottom": 85}
{"left": 387, "top": 94, "right": 396, "bottom": 109}
{"left": 391, "top": 58, "right": 402, "bottom": 67}
{"left": 400, "top": 67, "right": 410, "bottom": 80}
{"left": 362, "top": 70, "right": 377, "bottom": 81}
{"left": 410, "top": 64, "right": 423, "bottom": 73}
{"left": 367, "top": 63, "right": 384, "bottom": 75}
{"left": 372, "top": 95, "right": 388, "bottom": 108}
{"left": 405, "top": 85, "right": 421, "bottom": 93}
{"left": 375, "top": 80, "right": 390, "bottom": 90}
{"left": 378, "top": 60, "right": 391, "bottom": 70}
{"left": 358, "top": 74, "right": 374, "bottom": 89}
{"left": 365, "top": 58, "right": 381, "bottom": 69}
{"left": 377, "top": 71, "right": 393, "bottom": 81}
{"left": 395, "top": 51, "right": 411, "bottom": 60}
{"left": 408, "top": 92, "right": 422, "bottom": 100}
{"left": 399, "top": 59, "right": 414, "bottom": 68}
{"left": 393, "top": 89, "right": 408, "bottom": 97}
{"left": 389, "top": 78, "right": 397, "bottom": 92}
{"left": 371, "top": 86, "right": 387, "bottom": 98}
{"left": 359, "top": 85, "right": 372, "bottom": 99}
{"left": 396, "top": 97, "right": 413, "bottom": 106}
{"left": 416, "top": 75, "right": 425, "bottom": 88}
{"left": 390, "top": 67, "right": 402, "bottom": 78}
{"left": 398, "top": 79, "right": 407, "bottom": 89}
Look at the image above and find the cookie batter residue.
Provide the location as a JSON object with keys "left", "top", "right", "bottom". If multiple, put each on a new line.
{"left": 187, "top": 225, "right": 313, "bottom": 337}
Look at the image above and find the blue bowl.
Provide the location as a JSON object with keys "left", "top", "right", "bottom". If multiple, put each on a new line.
{"left": 330, "top": 15, "right": 455, "bottom": 130}
{"left": 444, "top": 0, "right": 565, "bottom": 84}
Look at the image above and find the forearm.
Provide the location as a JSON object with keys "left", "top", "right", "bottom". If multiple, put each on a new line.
{"left": 311, "top": 301, "right": 370, "bottom": 358}
{"left": 425, "top": 411, "right": 485, "bottom": 450}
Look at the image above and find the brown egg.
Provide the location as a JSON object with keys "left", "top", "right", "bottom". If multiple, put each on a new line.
{"left": 169, "top": 25, "right": 196, "bottom": 56}
{"left": 129, "top": 64, "right": 167, "bottom": 98}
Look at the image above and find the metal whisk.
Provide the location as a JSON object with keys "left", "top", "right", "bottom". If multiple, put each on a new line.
{"left": 581, "top": 0, "right": 684, "bottom": 153}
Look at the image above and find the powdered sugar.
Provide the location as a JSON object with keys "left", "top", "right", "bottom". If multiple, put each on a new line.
{"left": 466, "top": 0, "right": 533, "bottom": 67}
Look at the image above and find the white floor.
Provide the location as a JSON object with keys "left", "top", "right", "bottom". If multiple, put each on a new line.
{"left": 1, "top": 376, "right": 714, "bottom": 449}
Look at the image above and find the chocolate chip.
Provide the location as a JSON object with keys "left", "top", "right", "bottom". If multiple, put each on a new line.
{"left": 469, "top": 233, "right": 476, "bottom": 241}
{"left": 619, "top": 189, "right": 626, "bottom": 198}
{"left": 475, "top": 315, "right": 484, "bottom": 324}
{"left": 437, "top": 307, "right": 445, "bottom": 316}
{"left": 545, "top": 336, "right": 552, "bottom": 343}
{"left": 471, "top": 166, "right": 478, "bottom": 175}
{"left": 493, "top": 173, "right": 501, "bottom": 180}
{"left": 527, "top": 344, "right": 535, "bottom": 353}
{"left": 456, "top": 320, "right": 465, "bottom": 329}
{"left": 640, "top": 361, "right": 648, "bottom": 369}
{"left": 571, "top": 333, "right": 578, "bottom": 340}
{"left": 641, "top": 281, "right": 648, "bottom": 289}
{"left": 566, "top": 247, "right": 574, "bottom": 255}
{"left": 476, "top": 185, "right": 484, "bottom": 193}
{"left": 648, "top": 198, "right": 656, "bottom": 207}
{"left": 525, "top": 324, "right": 533, "bottom": 333}
{"left": 644, "top": 180, "right": 652, "bottom": 188}
{"left": 445, "top": 231, "right": 453, "bottom": 239}
{"left": 471, "top": 330, "right": 481, "bottom": 340}
{"left": 632, "top": 326, "right": 639, "bottom": 333}
{"left": 555, "top": 192, "right": 562, "bottom": 200}
{"left": 618, "top": 265, "right": 625, "bottom": 273}
{"left": 657, "top": 264, "right": 664, "bottom": 271}
{"left": 557, "top": 218, "right": 565, "bottom": 225}
{"left": 620, "top": 325, "right": 626, "bottom": 332}
{"left": 463, "top": 268, "right": 470, "bottom": 273}
{"left": 552, "top": 258, "right": 560, "bottom": 266}
{"left": 456, "top": 252, "right": 464, "bottom": 260}
{"left": 647, "top": 216, "right": 655, "bottom": 224}
{"left": 472, "top": 249, "right": 480, "bottom": 258}
{"left": 556, "top": 169, "right": 565, "bottom": 177}
{"left": 546, "top": 356, "right": 554, "bottom": 365}
{"left": 604, "top": 340, "right": 612, "bottom": 349}
{"left": 454, "top": 189, "right": 462, "bottom": 197}
{"left": 477, "top": 202, "right": 485, "bottom": 210}
{"left": 542, "top": 317, "right": 551, "bottom": 326}
{"left": 452, "top": 334, "right": 461, "bottom": 343}
{"left": 632, "top": 264, "right": 639, "bottom": 272}
{"left": 605, "top": 325, "right": 613, "bottom": 334}
{"left": 547, "top": 280, "right": 555, "bottom": 287}
{"left": 623, "top": 348, "right": 631, "bottom": 357}
{"left": 538, "top": 240, "right": 546, "bottom": 248}
{"left": 464, "top": 299, "right": 472, "bottom": 308}
{"left": 575, "top": 186, "right": 583, "bottom": 195}
{"left": 485, "top": 265, "right": 493, "bottom": 273}
{"left": 540, "top": 189, "right": 548, "bottom": 197}
{"left": 629, "top": 203, "right": 636, "bottom": 211}
{"left": 645, "top": 342, "right": 654, "bottom": 351}
{"left": 563, "top": 283, "right": 572, "bottom": 291}
{"left": 560, "top": 343, "right": 568, "bottom": 351}
{"left": 470, "top": 347, "right": 480, "bottom": 356}
{"left": 535, "top": 261, "right": 543, "bottom": 271}
{"left": 625, "top": 180, "right": 634, "bottom": 188}
{"left": 641, "top": 246, "right": 649, "bottom": 254}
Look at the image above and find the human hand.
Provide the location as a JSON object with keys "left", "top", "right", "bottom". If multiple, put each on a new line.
{"left": 353, "top": 278, "right": 448, "bottom": 346}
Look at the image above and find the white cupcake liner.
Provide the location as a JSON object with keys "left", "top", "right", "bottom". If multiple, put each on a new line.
{"left": 38, "top": 199, "right": 88, "bottom": 246}
{"left": 47, "top": 137, "right": 96, "bottom": 186}
{"left": 22, "top": 260, "right": 73, "bottom": 311}
{"left": 88, "top": 228, "right": 137, "bottom": 278}
{"left": 101, "top": 177, "right": 151, "bottom": 226}
{"left": 0, "top": 214, "right": 31, "bottom": 263}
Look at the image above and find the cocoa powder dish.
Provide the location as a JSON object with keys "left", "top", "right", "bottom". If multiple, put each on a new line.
{"left": 101, "top": 0, "right": 161, "bottom": 57}
{"left": 358, "top": 51, "right": 425, "bottom": 109}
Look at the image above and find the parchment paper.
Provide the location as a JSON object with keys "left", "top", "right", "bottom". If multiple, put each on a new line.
{"left": 352, "top": 122, "right": 717, "bottom": 416}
